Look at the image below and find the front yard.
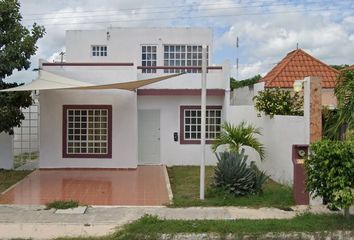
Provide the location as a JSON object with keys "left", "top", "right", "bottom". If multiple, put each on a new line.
{"left": 0, "top": 169, "right": 32, "bottom": 193}
{"left": 168, "top": 166, "right": 294, "bottom": 208}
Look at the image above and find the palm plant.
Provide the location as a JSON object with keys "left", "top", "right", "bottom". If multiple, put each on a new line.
{"left": 329, "top": 69, "right": 354, "bottom": 140}
{"left": 212, "top": 121, "right": 265, "bottom": 160}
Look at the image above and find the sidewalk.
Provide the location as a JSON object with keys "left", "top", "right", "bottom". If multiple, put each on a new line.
{"left": 0, "top": 204, "right": 343, "bottom": 239}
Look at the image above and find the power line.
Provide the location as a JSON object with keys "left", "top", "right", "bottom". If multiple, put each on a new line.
{"left": 26, "top": 6, "right": 354, "bottom": 26}
{"left": 21, "top": 0, "right": 342, "bottom": 21}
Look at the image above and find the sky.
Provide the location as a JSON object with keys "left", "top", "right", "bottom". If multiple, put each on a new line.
{"left": 5, "top": 0, "right": 354, "bottom": 83}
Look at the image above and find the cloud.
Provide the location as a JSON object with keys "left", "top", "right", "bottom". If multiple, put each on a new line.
{"left": 4, "top": 0, "right": 354, "bottom": 83}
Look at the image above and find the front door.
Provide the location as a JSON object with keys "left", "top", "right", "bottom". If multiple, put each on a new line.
{"left": 138, "top": 110, "right": 160, "bottom": 165}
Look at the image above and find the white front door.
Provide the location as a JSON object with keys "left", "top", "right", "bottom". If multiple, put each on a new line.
{"left": 138, "top": 110, "right": 160, "bottom": 165}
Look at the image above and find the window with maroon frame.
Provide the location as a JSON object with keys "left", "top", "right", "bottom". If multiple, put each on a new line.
{"left": 63, "top": 105, "right": 112, "bottom": 158}
{"left": 180, "top": 106, "right": 222, "bottom": 144}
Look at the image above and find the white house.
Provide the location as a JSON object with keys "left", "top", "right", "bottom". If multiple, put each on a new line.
{"left": 38, "top": 27, "right": 230, "bottom": 169}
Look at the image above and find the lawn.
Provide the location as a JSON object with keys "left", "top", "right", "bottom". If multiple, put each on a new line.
{"left": 167, "top": 166, "right": 294, "bottom": 208}
{"left": 55, "top": 213, "right": 354, "bottom": 240}
{"left": 0, "top": 169, "right": 32, "bottom": 193}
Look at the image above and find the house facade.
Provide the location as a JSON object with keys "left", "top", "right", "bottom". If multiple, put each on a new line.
{"left": 39, "top": 27, "right": 230, "bottom": 169}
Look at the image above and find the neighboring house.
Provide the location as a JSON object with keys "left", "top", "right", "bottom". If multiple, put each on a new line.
{"left": 37, "top": 27, "right": 229, "bottom": 169}
{"left": 343, "top": 64, "right": 354, "bottom": 71}
{"left": 261, "top": 49, "right": 340, "bottom": 107}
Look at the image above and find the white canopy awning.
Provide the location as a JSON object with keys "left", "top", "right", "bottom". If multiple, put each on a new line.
{"left": 1, "top": 70, "right": 182, "bottom": 92}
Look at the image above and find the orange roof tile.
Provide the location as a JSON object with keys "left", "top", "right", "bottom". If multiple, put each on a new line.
{"left": 262, "top": 49, "right": 340, "bottom": 88}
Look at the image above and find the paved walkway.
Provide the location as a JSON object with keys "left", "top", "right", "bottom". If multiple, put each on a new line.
{"left": 0, "top": 204, "right": 345, "bottom": 239}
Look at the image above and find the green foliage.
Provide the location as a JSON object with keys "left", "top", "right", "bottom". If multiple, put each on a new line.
{"left": 212, "top": 121, "right": 265, "bottom": 160}
{"left": 214, "top": 151, "right": 268, "bottom": 196}
{"left": 253, "top": 88, "right": 303, "bottom": 117}
{"left": 304, "top": 140, "right": 354, "bottom": 217}
{"left": 45, "top": 200, "right": 79, "bottom": 210}
{"left": 0, "top": 0, "right": 45, "bottom": 134}
{"left": 230, "top": 74, "right": 261, "bottom": 90}
{"left": 330, "top": 64, "right": 350, "bottom": 71}
{"left": 328, "top": 70, "right": 354, "bottom": 140}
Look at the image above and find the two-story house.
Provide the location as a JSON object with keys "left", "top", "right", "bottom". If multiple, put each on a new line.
{"left": 37, "top": 27, "right": 230, "bottom": 169}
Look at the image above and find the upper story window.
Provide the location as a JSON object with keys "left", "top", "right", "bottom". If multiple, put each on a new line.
{"left": 164, "top": 45, "right": 209, "bottom": 73}
{"left": 91, "top": 45, "right": 107, "bottom": 57}
{"left": 142, "top": 45, "right": 157, "bottom": 73}
{"left": 63, "top": 105, "right": 112, "bottom": 158}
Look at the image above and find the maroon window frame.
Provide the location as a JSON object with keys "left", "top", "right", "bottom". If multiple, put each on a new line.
{"left": 63, "top": 105, "right": 112, "bottom": 158}
{"left": 180, "top": 105, "right": 222, "bottom": 144}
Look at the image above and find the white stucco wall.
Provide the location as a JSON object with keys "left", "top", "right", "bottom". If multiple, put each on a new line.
{"left": 226, "top": 106, "right": 306, "bottom": 185}
{"left": 138, "top": 95, "right": 224, "bottom": 166}
{"left": 65, "top": 27, "right": 213, "bottom": 67}
{"left": 39, "top": 90, "right": 137, "bottom": 169}
{"left": 0, "top": 132, "right": 13, "bottom": 169}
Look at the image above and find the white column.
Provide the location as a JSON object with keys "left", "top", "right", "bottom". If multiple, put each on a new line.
{"left": 200, "top": 44, "right": 207, "bottom": 200}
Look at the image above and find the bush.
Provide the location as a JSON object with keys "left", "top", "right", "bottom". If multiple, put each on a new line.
{"left": 253, "top": 88, "right": 303, "bottom": 117}
{"left": 214, "top": 150, "right": 268, "bottom": 196}
{"left": 230, "top": 75, "right": 261, "bottom": 90}
{"left": 304, "top": 140, "right": 354, "bottom": 218}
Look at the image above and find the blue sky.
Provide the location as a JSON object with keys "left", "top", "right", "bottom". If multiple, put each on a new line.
{"left": 5, "top": 0, "right": 354, "bottom": 83}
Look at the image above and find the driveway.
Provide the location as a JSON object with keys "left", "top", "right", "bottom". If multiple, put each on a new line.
{"left": 0, "top": 166, "right": 170, "bottom": 206}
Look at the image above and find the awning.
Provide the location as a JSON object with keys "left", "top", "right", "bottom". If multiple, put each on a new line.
{"left": 1, "top": 70, "right": 182, "bottom": 92}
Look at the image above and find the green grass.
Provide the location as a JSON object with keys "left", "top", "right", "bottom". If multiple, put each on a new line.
{"left": 45, "top": 200, "right": 79, "bottom": 210}
{"left": 53, "top": 213, "right": 354, "bottom": 240}
{"left": 168, "top": 166, "right": 294, "bottom": 208}
{"left": 0, "top": 169, "right": 32, "bottom": 193}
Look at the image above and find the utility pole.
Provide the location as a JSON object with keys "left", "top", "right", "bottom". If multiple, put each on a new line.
{"left": 236, "top": 37, "right": 239, "bottom": 80}
{"left": 200, "top": 44, "right": 207, "bottom": 200}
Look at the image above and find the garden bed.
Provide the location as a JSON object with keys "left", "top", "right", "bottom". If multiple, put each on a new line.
{"left": 167, "top": 166, "right": 294, "bottom": 208}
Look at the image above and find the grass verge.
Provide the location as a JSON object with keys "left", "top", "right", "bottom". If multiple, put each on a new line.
{"left": 54, "top": 213, "right": 354, "bottom": 240}
{"left": 0, "top": 169, "right": 32, "bottom": 193}
{"left": 45, "top": 200, "right": 79, "bottom": 210}
{"left": 168, "top": 166, "right": 294, "bottom": 208}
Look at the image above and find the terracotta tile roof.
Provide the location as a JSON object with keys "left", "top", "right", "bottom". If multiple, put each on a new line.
{"left": 261, "top": 49, "right": 340, "bottom": 88}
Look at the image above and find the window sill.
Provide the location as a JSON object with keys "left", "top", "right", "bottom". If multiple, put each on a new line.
{"left": 180, "top": 140, "right": 216, "bottom": 145}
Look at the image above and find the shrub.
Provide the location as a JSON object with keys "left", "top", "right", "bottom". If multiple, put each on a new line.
{"left": 214, "top": 150, "right": 268, "bottom": 196}
{"left": 253, "top": 88, "right": 303, "bottom": 117}
{"left": 304, "top": 140, "right": 354, "bottom": 218}
{"left": 45, "top": 200, "right": 79, "bottom": 210}
{"left": 230, "top": 75, "right": 261, "bottom": 90}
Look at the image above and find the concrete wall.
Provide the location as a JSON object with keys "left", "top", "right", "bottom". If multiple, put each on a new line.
{"left": 39, "top": 90, "right": 138, "bottom": 168}
{"left": 0, "top": 132, "right": 13, "bottom": 169}
{"left": 226, "top": 105, "right": 307, "bottom": 185}
{"left": 138, "top": 95, "right": 224, "bottom": 166}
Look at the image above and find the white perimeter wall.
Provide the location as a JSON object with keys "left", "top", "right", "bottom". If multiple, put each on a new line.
{"left": 39, "top": 90, "right": 137, "bottom": 168}
{"left": 138, "top": 95, "right": 224, "bottom": 165}
{"left": 0, "top": 132, "right": 13, "bottom": 169}
{"left": 226, "top": 105, "right": 307, "bottom": 185}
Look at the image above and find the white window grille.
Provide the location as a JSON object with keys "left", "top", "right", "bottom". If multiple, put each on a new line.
{"left": 163, "top": 45, "right": 209, "bottom": 73}
{"left": 142, "top": 45, "right": 157, "bottom": 73}
{"left": 91, "top": 45, "right": 107, "bottom": 57}
{"left": 64, "top": 106, "right": 111, "bottom": 157}
{"left": 183, "top": 108, "right": 221, "bottom": 140}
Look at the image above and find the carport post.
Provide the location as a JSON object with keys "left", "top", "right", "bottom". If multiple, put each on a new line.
{"left": 200, "top": 44, "right": 207, "bottom": 200}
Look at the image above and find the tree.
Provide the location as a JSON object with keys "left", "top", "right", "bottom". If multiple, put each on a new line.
{"left": 0, "top": 0, "right": 45, "bottom": 134}
{"left": 212, "top": 121, "right": 265, "bottom": 160}
{"left": 230, "top": 74, "right": 261, "bottom": 90}
{"left": 253, "top": 88, "right": 303, "bottom": 117}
